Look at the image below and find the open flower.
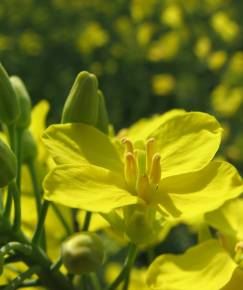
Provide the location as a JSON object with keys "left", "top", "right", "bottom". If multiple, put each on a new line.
{"left": 42, "top": 110, "right": 242, "bottom": 221}
{"left": 146, "top": 198, "right": 243, "bottom": 290}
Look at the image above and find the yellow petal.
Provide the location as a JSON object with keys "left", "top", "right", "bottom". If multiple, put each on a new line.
{"left": 146, "top": 240, "right": 237, "bottom": 290}
{"left": 155, "top": 161, "right": 243, "bottom": 218}
{"left": 151, "top": 112, "right": 223, "bottom": 178}
{"left": 42, "top": 123, "right": 123, "bottom": 172}
{"left": 44, "top": 164, "right": 138, "bottom": 213}
{"left": 206, "top": 199, "right": 243, "bottom": 242}
{"left": 118, "top": 109, "right": 185, "bottom": 141}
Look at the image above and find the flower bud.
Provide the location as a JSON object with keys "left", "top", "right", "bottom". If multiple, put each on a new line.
{"left": 21, "top": 130, "right": 38, "bottom": 163}
{"left": 61, "top": 71, "right": 99, "bottom": 125}
{"left": 0, "top": 63, "right": 20, "bottom": 125}
{"left": 0, "top": 138, "right": 17, "bottom": 188}
{"left": 96, "top": 90, "right": 109, "bottom": 134}
{"left": 10, "top": 76, "right": 32, "bottom": 129}
{"left": 61, "top": 232, "right": 104, "bottom": 274}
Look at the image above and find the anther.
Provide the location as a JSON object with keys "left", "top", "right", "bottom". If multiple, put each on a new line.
{"left": 146, "top": 138, "right": 155, "bottom": 173}
{"left": 124, "top": 152, "right": 137, "bottom": 187}
{"left": 137, "top": 174, "right": 150, "bottom": 203}
{"left": 150, "top": 153, "right": 161, "bottom": 185}
{"left": 235, "top": 241, "right": 243, "bottom": 252}
{"left": 121, "top": 137, "right": 134, "bottom": 154}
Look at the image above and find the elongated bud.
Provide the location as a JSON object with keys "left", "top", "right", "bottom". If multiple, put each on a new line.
{"left": 21, "top": 130, "right": 38, "bottom": 163}
{"left": 10, "top": 76, "right": 32, "bottom": 129}
{"left": 62, "top": 232, "right": 104, "bottom": 274}
{"left": 61, "top": 71, "right": 99, "bottom": 125}
{"left": 0, "top": 64, "right": 20, "bottom": 125}
{"left": 96, "top": 90, "right": 109, "bottom": 134}
{"left": 0, "top": 138, "right": 17, "bottom": 187}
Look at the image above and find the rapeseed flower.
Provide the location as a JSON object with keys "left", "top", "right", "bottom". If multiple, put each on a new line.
{"left": 43, "top": 110, "right": 242, "bottom": 224}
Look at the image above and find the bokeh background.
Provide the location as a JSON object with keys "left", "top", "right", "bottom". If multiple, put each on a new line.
{"left": 0, "top": 0, "right": 242, "bottom": 171}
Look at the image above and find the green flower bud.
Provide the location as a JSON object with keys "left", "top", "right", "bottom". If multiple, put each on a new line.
{"left": 124, "top": 205, "right": 162, "bottom": 245}
{"left": 21, "top": 130, "right": 38, "bottom": 163}
{"left": 0, "top": 63, "right": 20, "bottom": 125}
{"left": 96, "top": 90, "right": 109, "bottom": 134}
{"left": 61, "top": 232, "right": 104, "bottom": 274}
{"left": 0, "top": 138, "right": 17, "bottom": 188}
{"left": 10, "top": 76, "right": 32, "bottom": 129}
{"left": 62, "top": 71, "right": 99, "bottom": 125}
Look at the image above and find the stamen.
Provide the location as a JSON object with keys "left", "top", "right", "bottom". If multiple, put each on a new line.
{"left": 124, "top": 152, "right": 137, "bottom": 186}
{"left": 121, "top": 137, "right": 134, "bottom": 154}
{"left": 150, "top": 153, "right": 161, "bottom": 185}
{"left": 137, "top": 175, "right": 150, "bottom": 203}
{"left": 146, "top": 138, "right": 155, "bottom": 173}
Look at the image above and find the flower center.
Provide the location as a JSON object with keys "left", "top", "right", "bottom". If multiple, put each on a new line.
{"left": 121, "top": 137, "right": 161, "bottom": 203}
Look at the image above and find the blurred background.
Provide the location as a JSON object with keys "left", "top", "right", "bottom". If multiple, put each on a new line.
{"left": 0, "top": 0, "right": 242, "bottom": 174}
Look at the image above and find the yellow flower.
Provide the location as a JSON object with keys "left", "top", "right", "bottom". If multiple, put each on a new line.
{"left": 146, "top": 198, "right": 243, "bottom": 290}
{"left": 43, "top": 110, "right": 242, "bottom": 221}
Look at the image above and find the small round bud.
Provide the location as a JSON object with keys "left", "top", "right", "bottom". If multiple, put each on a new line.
{"left": 21, "top": 130, "right": 38, "bottom": 163}
{"left": 10, "top": 76, "right": 32, "bottom": 129}
{"left": 0, "top": 64, "right": 20, "bottom": 125}
{"left": 0, "top": 138, "right": 17, "bottom": 188}
{"left": 61, "top": 232, "right": 104, "bottom": 274}
{"left": 61, "top": 71, "right": 99, "bottom": 125}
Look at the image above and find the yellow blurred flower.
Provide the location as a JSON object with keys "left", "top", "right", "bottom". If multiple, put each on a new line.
{"left": 152, "top": 74, "right": 175, "bottom": 96}
{"left": 208, "top": 51, "right": 227, "bottom": 70}
{"left": 19, "top": 31, "right": 43, "bottom": 56}
{"left": 194, "top": 36, "right": 211, "bottom": 59}
{"left": 211, "top": 12, "right": 239, "bottom": 42}
{"left": 161, "top": 4, "right": 183, "bottom": 28}
{"left": 77, "top": 22, "right": 109, "bottom": 54}
{"left": 211, "top": 85, "right": 243, "bottom": 117}
{"left": 130, "top": 0, "right": 157, "bottom": 22}
{"left": 148, "top": 32, "right": 180, "bottom": 61}
{"left": 0, "top": 34, "right": 11, "bottom": 51}
{"left": 137, "top": 23, "right": 155, "bottom": 46}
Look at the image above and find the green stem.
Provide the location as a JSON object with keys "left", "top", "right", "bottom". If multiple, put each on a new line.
{"left": 51, "top": 256, "right": 63, "bottom": 272}
{"left": 8, "top": 181, "right": 21, "bottom": 231}
{"left": 27, "top": 159, "right": 41, "bottom": 216}
{"left": 32, "top": 200, "right": 49, "bottom": 245}
{"left": 107, "top": 244, "right": 137, "bottom": 290}
{"left": 51, "top": 203, "right": 72, "bottom": 236}
{"left": 16, "top": 128, "right": 23, "bottom": 190}
{"left": 82, "top": 211, "right": 92, "bottom": 231}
